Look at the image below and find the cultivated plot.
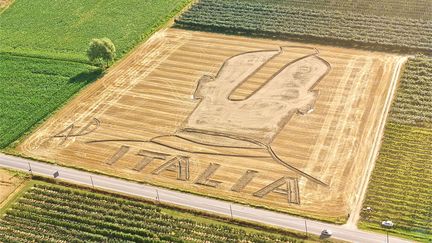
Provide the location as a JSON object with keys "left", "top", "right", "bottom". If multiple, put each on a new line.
{"left": 0, "top": 183, "right": 302, "bottom": 242}
{"left": 18, "top": 29, "right": 405, "bottom": 221}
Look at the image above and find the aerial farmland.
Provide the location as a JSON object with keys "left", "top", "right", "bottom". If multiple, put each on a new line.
{"left": 0, "top": 0, "right": 430, "bottom": 242}
{"left": 18, "top": 29, "right": 405, "bottom": 223}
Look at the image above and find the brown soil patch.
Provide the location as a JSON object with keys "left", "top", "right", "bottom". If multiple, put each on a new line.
{"left": 0, "top": 0, "right": 13, "bottom": 9}
{"left": 0, "top": 169, "right": 25, "bottom": 204}
{"left": 17, "top": 29, "right": 404, "bottom": 221}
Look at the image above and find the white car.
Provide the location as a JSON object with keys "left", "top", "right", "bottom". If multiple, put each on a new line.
{"left": 321, "top": 229, "right": 333, "bottom": 236}
{"left": 382, "top": 220, "right": 394, "bottom": 227}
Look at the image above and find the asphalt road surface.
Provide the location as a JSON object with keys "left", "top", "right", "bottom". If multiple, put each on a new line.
{"left": 0, "top": 153, "right": 411, "bottom": 243}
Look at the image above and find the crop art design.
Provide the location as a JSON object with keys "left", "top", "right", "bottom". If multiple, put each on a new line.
{"left": 20, "top": 30, "right": 402, "bottom": 218}
{"left": 101, "top": 48, "right": 326, "bottom": 183}
{"left": 57, "top": 47, "right": 329, "bottom": 198}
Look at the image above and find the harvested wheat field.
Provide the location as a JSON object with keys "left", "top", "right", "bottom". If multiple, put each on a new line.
{"left": 17, "top": 29, "right": 405, "bottom": 221}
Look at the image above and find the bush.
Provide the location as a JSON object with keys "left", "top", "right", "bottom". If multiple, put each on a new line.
{"left": 87, "top": 38, "right": 116, "bottom": 68}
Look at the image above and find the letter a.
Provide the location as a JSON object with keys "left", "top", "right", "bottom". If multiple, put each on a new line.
{"left": 253, "top": 177, "right": 300, "bottom": 204}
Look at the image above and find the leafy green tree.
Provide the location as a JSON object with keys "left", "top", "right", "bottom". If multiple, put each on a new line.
{"left": 87, "top": 38, "right": 116, "bottom": 68}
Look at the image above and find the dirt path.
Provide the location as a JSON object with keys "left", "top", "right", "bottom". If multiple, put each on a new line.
{"left": 344, "top": 56, "right": 409, "bottom": 228}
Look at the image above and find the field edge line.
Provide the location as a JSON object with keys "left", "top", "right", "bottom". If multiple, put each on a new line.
{"left": 345, "top": 56, "right": 409, "bottom": 228}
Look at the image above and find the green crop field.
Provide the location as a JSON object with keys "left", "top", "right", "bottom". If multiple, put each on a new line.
{"left": 0, "top": 182, "right": 305, "bottom": 242}
{"left": 175, "top": 0, "right": 432, "bottom": 53}
{"left": 0, "top": 54, "right": 99, "bottom": 148}
{"left": 0, "top": 0, "right": 190, "bottom": 61}
{"left": 242, "top": 0, "right": 432, "bottom": 20}
{"left": 359, "top": 56, "right": 432, "bottom": 242}
{"left": 0, "top": 0, "right": 190, "bottom": 148}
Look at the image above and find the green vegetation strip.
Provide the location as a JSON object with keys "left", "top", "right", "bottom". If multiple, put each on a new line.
{"left": 175, "top": 0, "right": 432, "bottom": 53}
{"left": 360, "top": 56, "right": 432, "bottom": 243}
{"left": 0, "top": 181, "right": 307, "bottom": 242}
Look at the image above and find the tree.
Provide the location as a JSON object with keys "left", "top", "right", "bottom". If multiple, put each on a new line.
{"left": 87, "top": 38, "right": 116, "bottom": 68}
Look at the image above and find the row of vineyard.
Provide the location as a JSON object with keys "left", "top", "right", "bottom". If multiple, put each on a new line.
{"left": 360, "top": 56, "right": 432, "bottom": 242}
{"left": 243, "top": 0, "right": 432, "bottom": 20}
{"left": 175, "top": 0, "right": 432, "bottom": 53}
{"left": 389, "top": 56, "right": 432, "bottom": 126}
{"left": 0, "top": 184, "right": 302, "bottom": 243}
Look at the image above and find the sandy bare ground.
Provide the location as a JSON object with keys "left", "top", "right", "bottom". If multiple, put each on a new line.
{"left": 17, "top": 29, "right": 404, "bottom": 221}
{"left": 0, "top": 169, "right": 25, "bottom": 205}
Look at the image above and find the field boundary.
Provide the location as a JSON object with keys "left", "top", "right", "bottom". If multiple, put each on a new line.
{"left": 0, "top": 180, "right": 34, "bottom": 216}
{"left": 106, "top": 0, "right": 195, "bottom": 71}
{"left": 357, "top": 55, "right": 432, "bottom": 242}
{"left": 346, "top": 56, "right": 409, "bottom": 227}
{"left": 0, "top": 50, "right": 90, "bottom": 64}
{"left": 175, "top": 25, "right": 431, "bottom": 55}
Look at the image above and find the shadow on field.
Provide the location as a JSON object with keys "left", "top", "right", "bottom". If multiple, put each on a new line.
{"left": 69, "top": 68, "right": 103, "bottom": 84}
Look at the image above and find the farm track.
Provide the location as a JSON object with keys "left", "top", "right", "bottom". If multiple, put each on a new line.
{"left": 345, "top": 56, "right": 408, "bottom": 228}
{"left": 17, "top": 29, "right": 405, "bottom": 221}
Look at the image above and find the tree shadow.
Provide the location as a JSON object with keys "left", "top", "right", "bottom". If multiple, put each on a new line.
{"left": 69, "top": 68, "right": 104, "bottom": 84}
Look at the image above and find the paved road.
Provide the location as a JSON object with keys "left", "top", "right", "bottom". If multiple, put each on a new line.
{"left": 0, "top": 153, "right": 411, "bottom": 243}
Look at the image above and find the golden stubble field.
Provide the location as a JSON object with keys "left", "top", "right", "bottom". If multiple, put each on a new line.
{"left": 17, "top": 29, "right": 404, "bottom": 221}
